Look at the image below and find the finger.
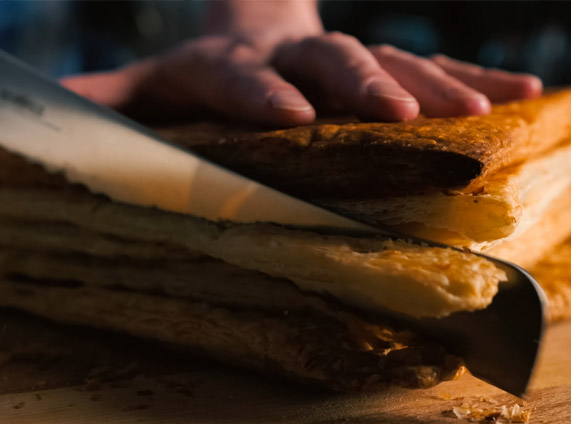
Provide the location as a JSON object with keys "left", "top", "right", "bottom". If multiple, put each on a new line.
{"left": 159, "top": 39, "right": 315, "bottom": 127}
{"left": 274, "top": 32, "right": 419, "bottom": 121}
{"left": 61, "top": 70, "right": 137, "bottom": 109}
{"left": 370, "top": 45, "right": 491, "bottom": 117}
{"left": 431, "top": 54, "right": 543, "bottom": 102}
{"left": 217, "top": 66, "right": 317, "bottom": 126}
{"left": 60, "top": 60, "right": 175, "bottom": 121}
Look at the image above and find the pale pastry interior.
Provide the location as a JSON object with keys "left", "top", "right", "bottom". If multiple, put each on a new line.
{"left": 0, "top": 187, "right": 504, "bottom": 319}
{"left": 320, "top": 140, "right": 571, "bottom": 253}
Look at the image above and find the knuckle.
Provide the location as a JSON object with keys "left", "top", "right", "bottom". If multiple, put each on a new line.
{"left": 409, "top": 55, "right": 447, "bottom": 77}
{"left": 295, "top": 32, "right": 363, "bottom": 58}
{"left": 303, "top": 31, "right": 360, "bottom": 48}
{"left": 325, "top": 31, "right": 356, "bottom": 43}
{"left": 182, "top": 37, "right": 261, "bottom": 70}
{"left": 226, "top": 43, "right": 258, "bottom": 64}
{"left": 430, "top": 53, "right": 448, "bottom": 62}
{"left": 436, "top": 81, "right": 471, "bottom": 99}
{"left": 296, "top": 35, "right": 324, "bottom": 54}
{"left": 416, "top": 56, "right": 438, "bottom": 69}
{"left": 179, "top": 39, "right": 224, "bottom": 70}
{"left": 372, "top": 44, "right": 397, "bottom": 56}
{"left": 343, "top": 58, "right": 377, "bottom": 76}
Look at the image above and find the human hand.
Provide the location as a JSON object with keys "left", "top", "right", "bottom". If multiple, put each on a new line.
{"left": 61, "top": 1, "right": 542, "bottom": 126}
{"left": 61, "top": 0, "right": 324, "bottom": 125}
{"left": 273, "top": 39, "right": 543, "bottom": 121}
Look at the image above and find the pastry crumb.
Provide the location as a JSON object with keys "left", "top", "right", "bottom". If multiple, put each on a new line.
{"left": 442, "top": 400, "right": 531, "bottom": 423}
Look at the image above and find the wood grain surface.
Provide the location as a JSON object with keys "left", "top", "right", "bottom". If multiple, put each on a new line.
{"left": 0, "top": 311, "right": 569, "bottom": 424}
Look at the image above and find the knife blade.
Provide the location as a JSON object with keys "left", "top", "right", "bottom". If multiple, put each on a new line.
{"left": 0, "top": 50, "right": 547, "bottom": 397}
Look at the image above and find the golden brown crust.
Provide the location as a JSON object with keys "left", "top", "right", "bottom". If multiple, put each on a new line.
{"left": 156, "top": 90, "right": 571, "bottom": 198}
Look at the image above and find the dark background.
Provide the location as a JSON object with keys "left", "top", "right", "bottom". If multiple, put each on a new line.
{"left": 322, "top": 1, "right": 571, "bottom": 86}
{"left": 1, "top": 1, "right": 570, "bottom": 86}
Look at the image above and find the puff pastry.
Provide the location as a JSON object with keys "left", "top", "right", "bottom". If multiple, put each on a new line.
{"left": 320, "top": 140, "right": 571, "bottom": 254}
{"left": 0, "top": 149, "right": 503, "bottom": 319}
{"left": 0, "top": 150, "right": 472, "bottom": 392}
{"left": 155, "top": 90, "right": 571, "bottom": 262}
{"left": 157, "top": 89, "right": 571, "bottom": 198}
{"left": 0, "top": 223, "right": 469, "bottom": 393}
{"left": 2, "top": 89, "right": 570, "bottom": 392}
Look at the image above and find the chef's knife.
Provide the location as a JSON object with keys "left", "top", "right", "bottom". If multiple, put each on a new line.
{"left": 0, "top": 50, "right": 546, "bottom": 397}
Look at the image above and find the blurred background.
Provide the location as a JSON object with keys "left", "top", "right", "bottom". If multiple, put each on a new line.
{"left": 1, "top": 1, "right": 570, "bottom": 86}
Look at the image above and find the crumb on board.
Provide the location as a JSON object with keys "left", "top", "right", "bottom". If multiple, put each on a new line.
{"left": 442, "top": 402, "right": 531, "bottom": 423}
{"left": 12, "top": 401, "right": 25, "bottom": 409}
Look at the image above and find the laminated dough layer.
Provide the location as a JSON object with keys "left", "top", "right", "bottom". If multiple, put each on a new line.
{"left": 320, "top": 141, "right": 571, "bottom": 254}
{"left": 0, "top": 149, "right": 504, "bottom": 319}
{"left": 0, "top": 223, "right": 463, "bottom": 392}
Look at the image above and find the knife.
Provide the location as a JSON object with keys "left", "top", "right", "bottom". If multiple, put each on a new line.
{"left": 0, "top": 50, "right": 547, "bottom": 397}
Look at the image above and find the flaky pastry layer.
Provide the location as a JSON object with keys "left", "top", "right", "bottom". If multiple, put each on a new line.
{"left": 320, "top": 141, "right": 571, "bottom": 250}
{"left": 0, "top": 189, "right": 503, "bottom": 318}
{"left": 0, "top": 242, "right": 462, "bottom": 392}
{"left": 0, "top": 148, "right": 505, "bottom": 318}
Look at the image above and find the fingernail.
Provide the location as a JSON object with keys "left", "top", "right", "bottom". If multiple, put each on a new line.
{"left": 523, "top": 76, "right": 543, "bottom": 98}
{"left": 445, "top": 91, "right": 491, "bottom": 116}
{"left": 466, "top": 96, "right": 491, "bottom": 114}
{"left": 443, "top": 89, "right": 491, "bottom": 114}
{"left": 367, "top": 80, "right": 417, "bottom": 102}
{"left": 270, "top": 91, "right": 313, "bottom": 112}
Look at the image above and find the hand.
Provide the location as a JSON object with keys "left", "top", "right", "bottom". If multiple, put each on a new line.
{"left": 61, "top": 1, "right": 542, "bottom": 126}
{"left": 274, "top": 39, "right": 543, "bottom": 120}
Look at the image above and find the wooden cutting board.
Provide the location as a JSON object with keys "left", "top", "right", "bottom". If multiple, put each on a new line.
{"left": 1, "top": 311, "right": 570, "bottom": 424}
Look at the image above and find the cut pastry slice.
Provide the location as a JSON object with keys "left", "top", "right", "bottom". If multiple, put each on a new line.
{"left": 320, "top": 141, "right": 571, "bottom": 253}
